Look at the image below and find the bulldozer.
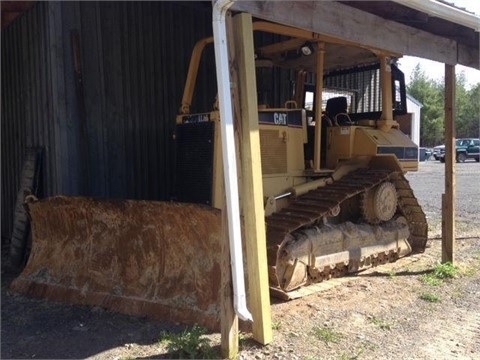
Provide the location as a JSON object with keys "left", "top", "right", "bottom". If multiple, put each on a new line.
{"left": 174, "top": 21, "right": 427, "bottom": 298}
{"left": 10, "top": 20, "right": 427, "bottom": 328}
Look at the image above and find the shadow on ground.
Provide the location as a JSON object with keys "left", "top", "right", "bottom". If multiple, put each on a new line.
{"left": 1, "top": 252, "right": 184, "bottom": 359}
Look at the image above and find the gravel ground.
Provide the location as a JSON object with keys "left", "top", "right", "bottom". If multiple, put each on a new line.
{"left": 2, "top": 160, "right": 479, "bottom": 359}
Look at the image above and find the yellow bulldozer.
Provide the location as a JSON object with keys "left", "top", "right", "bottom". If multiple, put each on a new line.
{"left": 174, "top": 21, "right": 427, "bottom": 297}
{"left": 11, "top": 20, "right": 427, "bottom": 329}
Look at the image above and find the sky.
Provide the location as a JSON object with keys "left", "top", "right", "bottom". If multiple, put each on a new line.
{"left": 396, "top": 0, "right": 480, "bottom": 88}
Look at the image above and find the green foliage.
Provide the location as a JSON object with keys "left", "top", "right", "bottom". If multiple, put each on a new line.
{"left": 433, "top": 262, "right": 458, "bottom": 279}
{"left": 420, "top": 293, "right": 441, "bottom": 303}
{"left": 158, "top": 325, "right": 215, "bottom": 359}
{"left": 420, "top": 274, "right": 443, "bottom": 286}
{"left": 370, "top": 316, "right": 392, "bottom": 330}
{"left": 421, "top": 262, "right": 458, "bottom": 286}
{"left": 406, "top": 64, "right": 480, "bottom": 147}
{"left": 407, "top": 64, "right": 445, "bottom": 147}
{"left": 312, "top": 326, "right": 342, "bottom": 344}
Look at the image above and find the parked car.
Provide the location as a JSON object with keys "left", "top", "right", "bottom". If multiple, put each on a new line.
{"left": 438, "top": 138, "right": 480, "bottom": 163}
{"left": 419, "top": 147, "right": 433, "bottom": 161}
{"left": 433, "top": 144, "right": 445, "bottom": 160}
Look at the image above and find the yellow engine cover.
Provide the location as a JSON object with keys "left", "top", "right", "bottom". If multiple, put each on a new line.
{"left": 257, "top": 109, "right": 308, "bottom": 199}
{"left": 326, "top": 125, "right": 418, "bottom": 172}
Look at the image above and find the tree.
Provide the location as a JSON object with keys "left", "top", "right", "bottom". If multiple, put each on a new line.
{"left": 458, "top": 81, "right": 480, "bottom": 138}
{"left": 407, "top": 64, "right": 444, "bottom": 147}
{"left": 407, "top": 64, "right": 480, "bottom": 146}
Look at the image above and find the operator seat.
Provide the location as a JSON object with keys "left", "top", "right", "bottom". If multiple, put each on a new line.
{"left": 325, "top": 96, "right": 353, "bottom": 126}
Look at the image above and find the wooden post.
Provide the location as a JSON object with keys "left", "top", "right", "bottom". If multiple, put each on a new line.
{"left": 313, "top": 43, "right": 325, "bottom": 172}
{"left": 380, "top": 55, "right": 393, "bottom": 121}
{"left": 442, "top": 64, "right": 456, "bottom": 263}
{"left": 232, "top": 13, "right": 273, "bottom": 345}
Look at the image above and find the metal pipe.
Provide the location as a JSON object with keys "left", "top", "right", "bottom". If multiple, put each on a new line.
{"left": 274, "top": 192, "right": 292, "bottom": 200}
{"left": 212, "top": 0, "right": 252, "bottom": 322}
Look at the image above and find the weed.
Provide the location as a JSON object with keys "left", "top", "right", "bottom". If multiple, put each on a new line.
{"left": 370, "top": 316, "right": 392, "bottom": 331}
{"left": 421, "top": 262, "right": 458, "bottom": 286}
{"left": 433, "top": 262, "right": 458, "bottom": 279}
{"left": 312, "top": 326, "right": 342, "bottom": 344}
{"left": 420, "top": 293, "right": 440, "bottom": 303}
{"left": 271, "top": 321, "right": 281, "bottom": 330}
{"left": 388, "top": 271, "right": 396, "bottom": 279}
{"left": 158, "top": 325, "right": 215, "bottom": 359}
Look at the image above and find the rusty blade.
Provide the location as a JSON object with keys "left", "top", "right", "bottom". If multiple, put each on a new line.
{"left": 10, "top": 196, "right": 224, "bottom": 330}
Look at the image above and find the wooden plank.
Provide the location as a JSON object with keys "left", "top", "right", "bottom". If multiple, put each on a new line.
{"left": 231, "top": 1, "right": 458, "bottom": 66}
{"left": 442, "top": 64, "right": 456, "bottom": 263}
{"left": 232, "top": 13, "right": 273, "bottom": 346}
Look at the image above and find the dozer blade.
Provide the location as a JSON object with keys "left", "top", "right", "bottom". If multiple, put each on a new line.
{"left": 10, "top": 196, "right": 224, "bottom": 330}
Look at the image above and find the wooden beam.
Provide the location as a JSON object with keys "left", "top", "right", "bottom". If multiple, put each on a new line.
{"left": 442, "top": 64, "right": 456, "bottom": 263}
{"left": 233, "top": 12, "right": 273, "bottom": 345}
{"left": 231, "top": 1, "right": 459, "bottom": 66}
{"left": 458, "top": 44, "right": 480, "bottom": 70}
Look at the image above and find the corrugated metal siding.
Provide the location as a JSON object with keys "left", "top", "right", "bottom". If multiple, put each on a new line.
{"left": 1, "top": 1, "right": 215, "bottom": 240}
{"left": 78, "top": 1, "right": 215, "bottom": 199}
{"left": 1, "top": 2, "right": 55, "bottom": 239}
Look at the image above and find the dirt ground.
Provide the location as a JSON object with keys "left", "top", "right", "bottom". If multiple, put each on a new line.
{"left": 2, "top": 160, "right": 480, "bottom": 359}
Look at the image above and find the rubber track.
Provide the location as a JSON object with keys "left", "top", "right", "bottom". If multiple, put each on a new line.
{"left": 266, "top": 168, "right": 428, "bottom": 269}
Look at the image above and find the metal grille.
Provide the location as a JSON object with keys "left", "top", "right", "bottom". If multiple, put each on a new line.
{"left": 175, "top": 122, "right": 214, "bottom": 206}
{"left": 324, "top": 65, "right": 381, "bottom": 114}
{"left": 260, "top": 129, "right": 287, "bottom": 174}
{"left": 323, "top": 63, "right": 407, "bottom": 115}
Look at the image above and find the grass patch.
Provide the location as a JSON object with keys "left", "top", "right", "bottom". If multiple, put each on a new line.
{"left": 420, "top": 293, "right": 441, "bottom": 303}
{"left": 312, "top": 326, "right": 342, "bottom": 344}
{"left": 158, "top": 325, "right": 215, "bottom": 359}
{"left": 421, "top": 262, "right": 458, "bottom": 286}
{"left": 370, "top": 316, "right": 392, "bottom": 331}
{"left": 433, "top": 262, "right": 458, "bottom": 279}
{"left": 420, "top": 274, "right": 443, "bottom": 286}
